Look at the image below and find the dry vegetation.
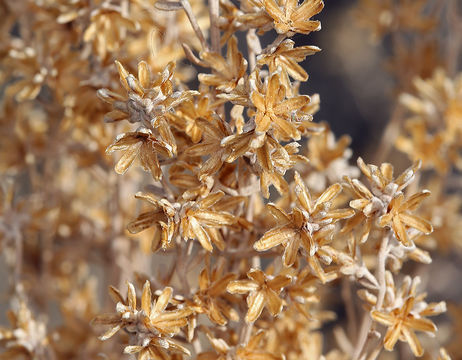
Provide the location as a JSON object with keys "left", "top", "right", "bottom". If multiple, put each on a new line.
{"left": 0, "top": 0, "right": 461, "bottom": 359}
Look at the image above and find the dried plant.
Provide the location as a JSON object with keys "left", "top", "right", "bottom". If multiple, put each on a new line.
{"left": 1, "top": 0, "right": 461, "bottom": 359}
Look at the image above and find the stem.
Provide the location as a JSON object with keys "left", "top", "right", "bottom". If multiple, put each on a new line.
{"left": 209, "top": 0, "right": 220, "bottom": 53}
{"left": 180, "top": 0, "right": 209, "bottom": 51}
{"left": 246, "top": 29, "right": 261, "bottom": 71}
{"left": 352, "top": 234, "right": 390, "bottom": 360}
{"left": 239, "top": 321, "right": 254, "bottom": 345}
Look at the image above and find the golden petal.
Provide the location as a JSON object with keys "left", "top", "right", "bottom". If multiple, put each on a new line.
{"left": 266, "top": 203, "right": 290, "bottom": 223}
{"left": 208, "top": 273, "right": 237, "bottom": 296}
{"left": 199, "top": 191, "right": 225, "bottom": 208}
{"left": 99, "top": 323, "right": 122, "bottom": 341}
{"left": 315, "top": 183, "right": 342, "bottom": 208}
{"left": 108, "top": 285, "right": 125, "bottom": 304}
{"left": 255, "top": 113, "right": 272, "bottom": 134}
{"left": 383, "top": 323, "right": 402, "bottom": 351}
{"left": 327, "top": 208, "right": 355, "bottom": 220}
{"left": 127, "top": 282, "right": 137, "bottom": 309}
{"left": 403, "top": 190, "right": 431, "bottom": 211}
{"left": 371, "top": 310, "right": 395, "bottom": 326}
{"left": 294, "top": 171, "right": 312, "bottom": 212}
{"left": 140, "top": 143, "right": 162, "bottom": 180}
{"left": 199, "top": 268, "right": 210, "bottom": 291}
{"left": 245, "top": 291, "right": 266, "bottom": 323}
{"left": 282, "top": 235, "right": 300, "bottom": 267}
{"left": 273, "top": 95, "right": 310, "bottom": 114}
{"left": 189, "top": 216, "right": 213, "bottom": 252}
{"left": 248, "top": 269, "right": 266, "bottom": 284}
{"left": 209, "top": 301, "right": 228, "bottom": 326}
{"left": 404, "top": 316, "right": 437, "bottom": 333}
{"left": 115, "top": 60, "right": 130, "bottom": 92}
{"left": 265, "top": 288, "right": 283, "bottom": 316}
{"left": 392, "top": 216, "right": 412, "bottom": 246}
{"left": 399, "top": 213, "right": 433, "bottom": 234}
{"left": 124, "top": 345, "right": 143, "bottom": 354}
{"left": 138, "top": 61, "right": 151, "bottom": 89}
{"left": 106, "top": 133, "right": 141, "bottom": 153}
{"left": 114, "top": 143, "right": 141, "bottom": 175}
{"left": 154, "top": 287, "right": 173, "bottom": 314}
{"left": 268, "top": 275, "right": 292, "bottom": 291}
{"left": 127, "top": 210, "right": 164, "bottom": 234}
{"left": 91, "top": 313, "right": 121, "bottom": 325}
{"left": 193, "top": 210, "right": 235, "bottom": 227}
{"left": 401, "top": 327, "right": 423, "bottom": 357}
{"left": 141, "top": 280, "right": 152, "bottom": 316}
{"left": 264, "top": 0, "right": 284, "bottom": 23}
{"left": 254, "top": 227, "right": 298, "bottom": 251}
{"left": 227, "top": 280, "right": 259, "bottom": 294}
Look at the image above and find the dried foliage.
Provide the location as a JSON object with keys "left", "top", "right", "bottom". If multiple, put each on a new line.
{"left": 1, "top": 0, "right": 461, "bottom": 360}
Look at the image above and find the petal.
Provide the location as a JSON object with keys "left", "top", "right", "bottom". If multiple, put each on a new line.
{"left": 294, "top": 171, "right": 312, "bottom": 213}
{"left": 141, "top": 281, "right": 152, "bottom": 316}
{"left": 193, "top": 210, "right": 235, "bottom": 226}
{"left": 114, "top": 143, "right": 141, "bottom": 175}
{"left": 268, "top": 275, "right": 292, "bottom": 291}
{"left": 401, "top": 327, "right": 423, "bottom": 357}
{"left": 127, "top": 282, "right": 137, "bottom": 309}
{"left": 245, "top": 291, "right": 266, "bottom": 323}
{"left": 254, "top": 227, "right": 298, "bottom": 251}
{"left": 189, "top": 216, "right": 213, "bottom": 252}
{"left": 265, "top": 288, "right": 283, "bottom": 316}
{"left": 371, "top": 311, "right": 395, "bottom": 326}
{"left": 154, "top": 287, "right": 173, "bottom": 314}
{"left": 99, "top": 323, "right": 122, "bottom": 340}
{"left": 273, "top": 96, "right": 310, "bottom": 114}
{"left": 404, "top": 316, "right": 437, "bottom": 333}
{"left": 399, "top": 213, "right": 433, "bottom": 234}
{"left": 138, "top": 61, "right": 151, "bottom": 89}
{"left": 383, "top": 323, "right": 402, "bottom": 351}
{"left": 227, "top": 280, "right": 259, "bottom": 294}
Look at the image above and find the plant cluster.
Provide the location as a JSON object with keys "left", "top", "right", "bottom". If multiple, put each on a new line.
{"left": 0, "top": 0, "right": 461, "bottom": 359}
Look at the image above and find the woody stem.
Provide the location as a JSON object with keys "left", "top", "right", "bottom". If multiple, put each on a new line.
{"left": 352, "top": 234, "right": 390, "bottom": 360}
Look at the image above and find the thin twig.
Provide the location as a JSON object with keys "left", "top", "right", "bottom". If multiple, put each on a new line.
{"left": 352, "top": 234, "right": 390, "bottom": 360}
{"left": 209, "top": 0, "right": 220, "bottom": 53}
{"left": 180, "top": 0, "right": 209, "bottom": 51}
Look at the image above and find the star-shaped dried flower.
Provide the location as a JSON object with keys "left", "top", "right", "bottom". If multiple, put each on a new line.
{"left": 378, "top": 190, "right": 433, "bottom": 247}
{"left": 343, "top": 158, "right": 432, "bottom": 245}
{"left": 167, "top": 96, "right": 215, "bottom": 143}
{"left": 198, "top": 36, "right": 248, "bottom": 93}
{"left": 371, "top": 295, "right": 446, "bottom": 357}
{"left": 185, "top": 114, "right": 234, "bottom": 180}
{"left": 227, "top": 268, "right": 291, "bottom": 323}
{"left": 190, "top": 265, "right": 239, "bottom": 326}
{"left": 105, "top": 127, "right": 174, "bottom": 179}
{"left": 127, "top": 192, "right": 178, "bottom": 251}
{"left": 92, "top": 282, "right": 192, "bottom": 359}
{"left": 251, "top": 72, "right": 310, "bottom": 140}
{"left": 181, "top": 191, "right": 237, "bottom": 252}
{"left": 257, "top": 39, "right": 320, "bottom": 91}
{"left": 98, "top": 61, "right": 198, "bottom": 154}
{"left": 255, "top": 172, "right": 353, "bottom": 281}
{"left": 264, "top": 0, "right": 324, "bottom": 35}
{"left": 128, "top": 191, "right": 237, "bottom": 252}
